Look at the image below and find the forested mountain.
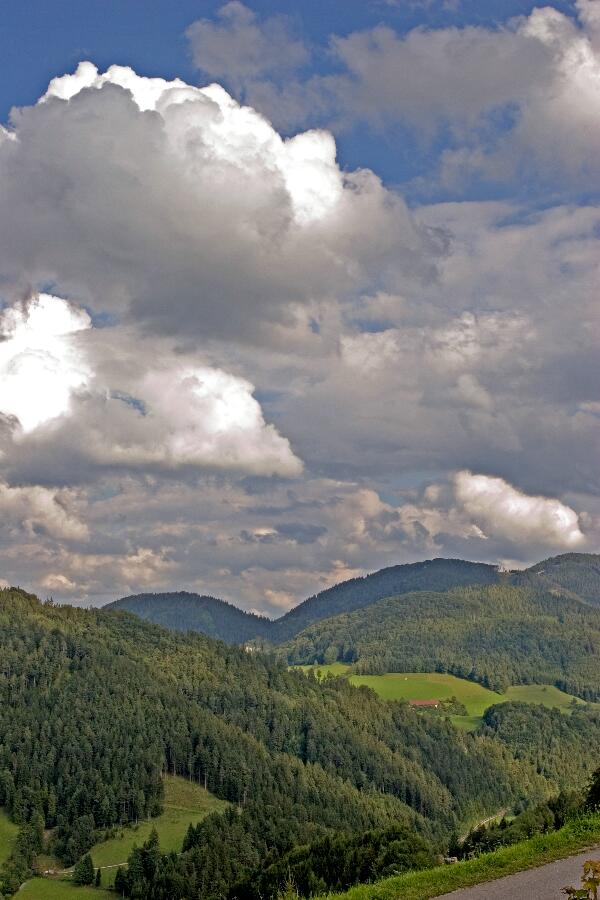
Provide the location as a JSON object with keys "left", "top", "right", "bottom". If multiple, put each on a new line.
{"left": 109, "top": 558, "right": 501, "bottom": 645}
{"left": 0, "top": 586, "right": 548, "bottom": 898}
{"left": 481, "top": 702, "right": 600, "bottom": 791}
{"left": 513, "top": 553, "right": 600, "bottom": 608}
{"left": 107, "top": 555, "right": 600, "bottom": 650}
{"left": 282, "top": 584, "right": 600, "bottom": 698}
{"left": 269, "top": 558, "right": 501, "bottom": 643}
{"left": 105, "top": 591, "right": 273, "bottom": 643}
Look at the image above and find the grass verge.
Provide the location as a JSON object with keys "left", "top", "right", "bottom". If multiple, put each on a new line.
{"left": 314, "top": 812, "right": 600, "bottom": 900}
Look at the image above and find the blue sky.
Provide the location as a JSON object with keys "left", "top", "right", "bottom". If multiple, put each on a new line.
{"left": 0, "top": 0, "right": 580, "bottom": 191}
{"left": 0, "top": 0, "right": 597, "bottom": 609}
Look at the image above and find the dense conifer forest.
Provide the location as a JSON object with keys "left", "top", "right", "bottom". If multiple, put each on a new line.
{"left": 1, "top": 553, "right": 599, "bottom": 898}
{"left": 0, "top": 585, "right": 558, "bottom": 898}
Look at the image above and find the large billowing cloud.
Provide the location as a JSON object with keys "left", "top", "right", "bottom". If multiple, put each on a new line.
{"left": 0, "top": 39, "right": 596, "bottom": 609}
{"left": 0, "top": 62, "right": 436, "bottom": 345}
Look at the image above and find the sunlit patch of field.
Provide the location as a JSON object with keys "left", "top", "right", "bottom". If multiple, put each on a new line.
{"left": 294, "top": 665, "right": 594, "bottom": 730}
{"left": 20, "top": 878, "right": 113, "bottom": 898}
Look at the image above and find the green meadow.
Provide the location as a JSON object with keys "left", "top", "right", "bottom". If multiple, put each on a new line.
{"left": 16, "top": 776, "right": 226, "bottom": 895}
{"left": 89, "top": 775, "right": 227, "bottom": 884}
{"left": 298, "top": 665, "right": 590, "bottom": 730}
{"left": 0, "top": 808, "right": 19, "bottom": 866}
{"left": 20, "top": 879, "right": 113, "bottom": 899}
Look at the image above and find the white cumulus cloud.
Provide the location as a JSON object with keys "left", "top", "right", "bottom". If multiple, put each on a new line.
{"left": 0, "top": 294, "right": 91, "bottom": 432}
{"left": 0, "top": 293, "right": 302, "bottom": 479}
{"left": 0, "top": 62, "right": 434, "bottom": 345}
{"left": 454, "top": 470, "right": 585, "bottom": 548}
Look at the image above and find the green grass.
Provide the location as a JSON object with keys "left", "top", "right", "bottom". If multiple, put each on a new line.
{"left": 89, "top": 775, "right": 227, "bottom": 884}
{"left": 0, "top": 807, "right": 19, "bottom": 865}
{"left": 296, "top": 666, "right": 593, "bottom": 731}
{"left": 314, "top": 812, "right": 600, "bottom": 900}
{"left": 349, "top": 672, "right": 500, "bottom": 712}
{"left": 504, "top": 683, "right": 588, "bottom": 710}
{"left": 298, "top": 662, "right": 352, "bottom": 678}
{"left": 20, "top": 878, "right": 113, "bottom": 899}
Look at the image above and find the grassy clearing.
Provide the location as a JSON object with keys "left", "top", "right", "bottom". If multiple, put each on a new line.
{"left": 296, "top": 666, "right": 592, "bottom": 730}
{"left": 89, "top": 775, "right": 227, "bottom": 884}
{"left": 504, "top": 683, "right": 587, "bottom": 710}
{"left": 299, "top": 662, "right": 352, "bottom": 678}
{"left": 350, "top": 672, "right": 500, "bottom": 712}
{"left": 0, "top": 807, "right": 19, "bottom": 866}
{"left": 314, "top": 812, "right": 600, "bottom": 900}
{"left": 20, "top": 878, "right": 113, "bottom": 899}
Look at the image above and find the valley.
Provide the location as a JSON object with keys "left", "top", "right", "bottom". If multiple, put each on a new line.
{"left": 2, "top": 552, "right": 600, "bottom": 900}
{"left": 2, "top": 777, "right": 226, "bottom": 896}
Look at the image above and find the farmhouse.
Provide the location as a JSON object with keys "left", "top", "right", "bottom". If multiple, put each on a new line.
{"left": 408, "top": 699, "right": 440, "bottom": 708}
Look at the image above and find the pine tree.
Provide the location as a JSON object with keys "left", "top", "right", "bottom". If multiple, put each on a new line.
{"left": 73, "top": 853, "right": 95, "bottom": 885}
{"left": 114, "top": 867, "right": 127, "bottom": 896}
{"left": 586, "top": 768, "right": 600, "bottom": 810}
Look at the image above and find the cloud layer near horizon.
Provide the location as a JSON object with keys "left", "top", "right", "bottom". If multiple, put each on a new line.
{"left": 0, "top": 6, "right": 598, "bottom": 612}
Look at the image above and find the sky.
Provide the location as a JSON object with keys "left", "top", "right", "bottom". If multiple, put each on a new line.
{"left": 0, "top": 0, "right": 598, "bottom": 614}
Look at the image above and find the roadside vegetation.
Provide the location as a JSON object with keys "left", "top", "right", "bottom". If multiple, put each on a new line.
{"left": 311, "top": 812, "right": 600, "bottom": 900}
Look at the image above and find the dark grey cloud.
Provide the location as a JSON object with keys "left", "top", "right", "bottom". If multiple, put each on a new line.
{"left": 276, "top": 522, "right": 327, "bottom": 544}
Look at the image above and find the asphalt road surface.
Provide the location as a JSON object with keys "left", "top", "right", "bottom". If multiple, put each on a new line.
{"left": 436, "top": 847, "right": 600, "bottom": 900}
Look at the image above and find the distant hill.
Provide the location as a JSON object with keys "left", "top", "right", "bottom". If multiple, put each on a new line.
{"left": 269, "top": 558, "right": 501, "bottom": 643}
{"left": 105, "top": 554, "right": 600, "bottom": 650}
{"left": 513, "top": 553, "right": 600, "bottom": 607}
{"left": 104, "top": 591, "right": 272, "bottom": 644}
{"left": 107, "top": 558, "right": 501, "bottom": 645}
{"left": 282, "top": 582, "right": 600, "bottom": 699}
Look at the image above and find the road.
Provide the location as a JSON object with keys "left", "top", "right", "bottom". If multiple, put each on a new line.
{"left": 436, "top": 847, "right": 600, "bottom": 899}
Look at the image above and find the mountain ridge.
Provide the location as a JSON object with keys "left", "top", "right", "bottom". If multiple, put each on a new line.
{"left": 105, "top": 552, "right": 600, "bottom": 646}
